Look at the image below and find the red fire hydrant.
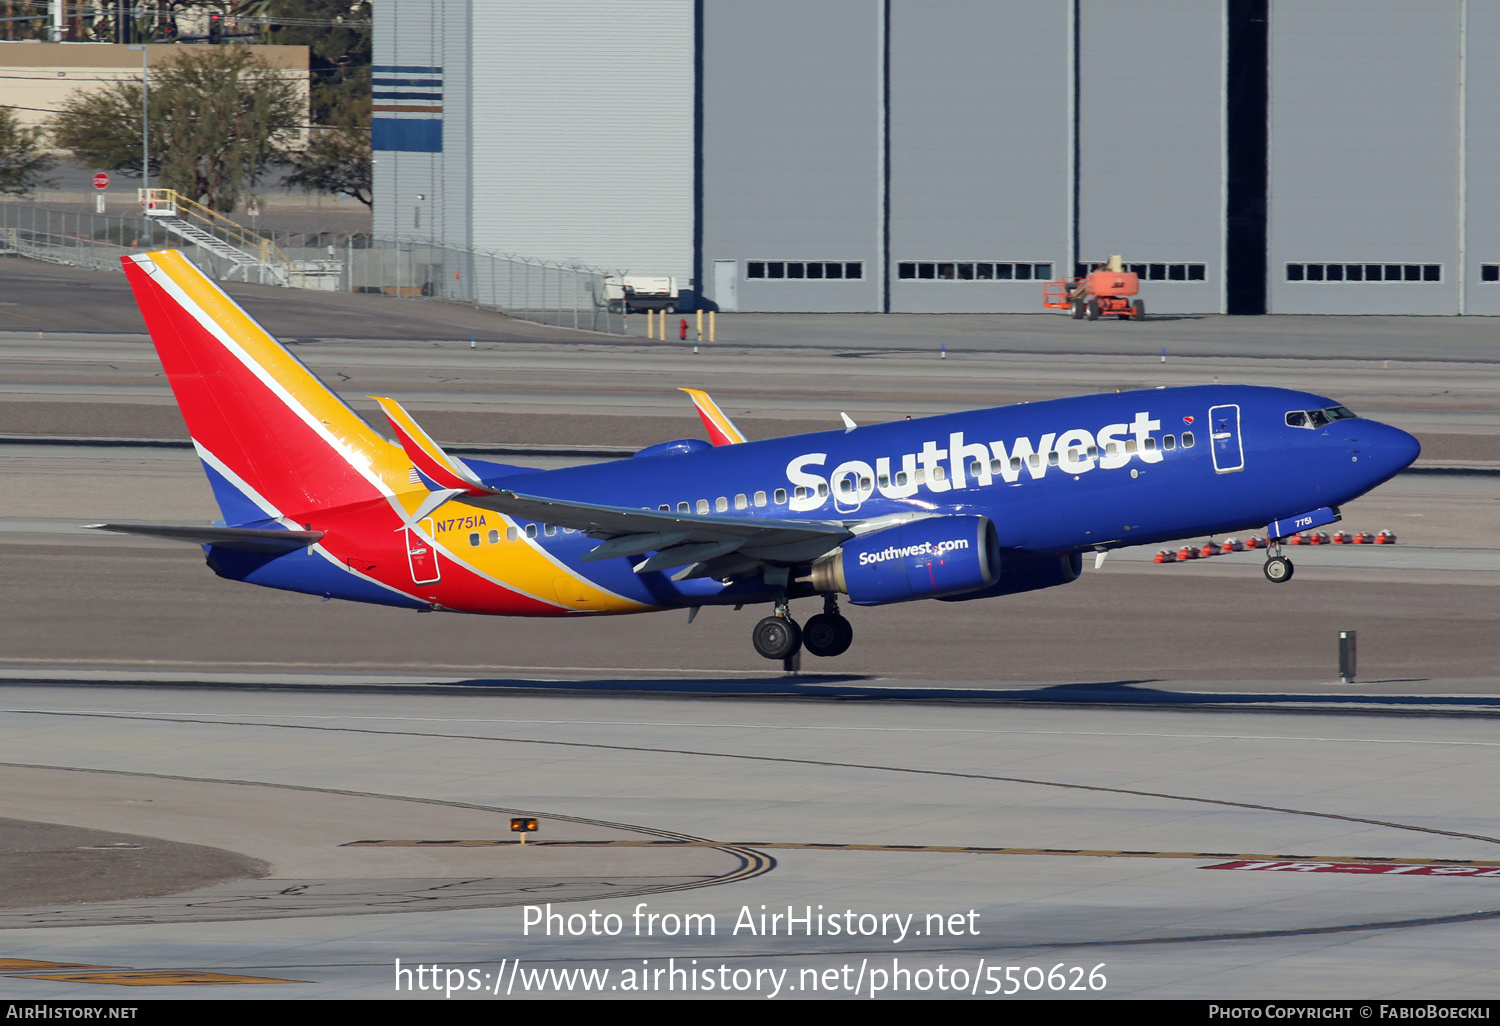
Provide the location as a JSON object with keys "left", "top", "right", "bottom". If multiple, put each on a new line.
{"left": 679, "top": 318, "right": 688, "bottom": 341}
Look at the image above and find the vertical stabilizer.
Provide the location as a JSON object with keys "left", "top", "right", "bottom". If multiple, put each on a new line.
{"left": 121, "top": 250, "right": 404, "bottom": 521}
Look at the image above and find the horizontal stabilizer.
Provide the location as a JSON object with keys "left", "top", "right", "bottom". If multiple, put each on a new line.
{"left": 87, "top": 523, "right": 323, "bottom": 553}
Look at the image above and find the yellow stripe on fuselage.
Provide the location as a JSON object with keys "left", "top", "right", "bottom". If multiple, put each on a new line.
{"left": 394, "top": 492, "right": 652, "bottom": 614}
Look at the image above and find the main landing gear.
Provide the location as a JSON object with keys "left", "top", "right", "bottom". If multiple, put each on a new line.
{"left": 1263, "top": 539, "right": 1294, "bottom": 583}
{"left": 752, "top": 595, "right": 854, "bottom": 660}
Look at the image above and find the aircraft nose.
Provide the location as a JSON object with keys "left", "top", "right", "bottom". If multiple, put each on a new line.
{"left": 1355, "top": 420, "right": 1421, "bottom": 478}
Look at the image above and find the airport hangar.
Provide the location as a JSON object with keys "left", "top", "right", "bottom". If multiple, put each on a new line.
{"left": 372, "top": 0, "right": 1500, "bottom": 318}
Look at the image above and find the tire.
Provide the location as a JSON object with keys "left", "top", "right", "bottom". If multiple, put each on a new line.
{"left": 1132, "top": 299, "right": 1146, "bottom": 320}
{"left": 1263, "top": 556, "right": 1294, "bottom": 583}
{"left": 1085, "top": 300, "right": 1100, "bottom": 321}
{"left": 752, "top": 615, "right": 802, "bottom": 660}
{"left": 802, "top": 613, "right": 853, "bottom": 658}
{"left": 1070, "top": 299, "right": 1086, "bottom": 320}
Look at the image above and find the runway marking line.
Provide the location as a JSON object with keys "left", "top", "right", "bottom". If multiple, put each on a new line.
{"left": 8, "top": 970, "right": 305, "bottom": 986}
{"left": 344, "top": 839, "right": 1500, "bottom": 869}
{"left": 0, "top": 959, "right": 114, "bottom": 972}
{"left": 1206, "top": 860, "right": 1500, "bottom": 877}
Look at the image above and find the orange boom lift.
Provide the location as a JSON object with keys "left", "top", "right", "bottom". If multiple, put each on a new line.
{"left": 1043, "top": 255, "right": 1146, "bottom": 321}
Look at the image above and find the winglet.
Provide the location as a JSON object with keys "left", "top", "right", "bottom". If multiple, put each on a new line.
{"left": 372, "top": 396, "right": 484, "bottom": 492}
{"left": 680, "top": 388, "right": 747, "bottom": 445}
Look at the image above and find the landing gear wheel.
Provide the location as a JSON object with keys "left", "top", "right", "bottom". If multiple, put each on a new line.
{"left": 1263, "top": 555, "right": 1294, "bottom": 583}
{"left": 1070, "top": 299, "right": 1086, "bottom": 320}
{"left": 802, "top": 613, "right": 853, "bottom": 658}
{"left": 1085, "top": 299, "right": 1100, "bottom": 321}
{"left": 1132, "top": 299, "right": 1146, "bottom": 320}
{"left": 753, "top": 616, "right": 802, "bottom": 660}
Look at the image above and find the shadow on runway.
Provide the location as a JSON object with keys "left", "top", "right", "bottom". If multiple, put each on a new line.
{"left": 431, "top": 674, "right": 1500, "bottom": 714}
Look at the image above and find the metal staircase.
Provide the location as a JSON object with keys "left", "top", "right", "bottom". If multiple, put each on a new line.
{"left": 139, "top": 189, "right": 306, "bottom": 287}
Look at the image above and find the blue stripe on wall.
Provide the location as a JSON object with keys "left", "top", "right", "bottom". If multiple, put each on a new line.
{"left": 372, "top": 118, "right": 443, "bottom": 153}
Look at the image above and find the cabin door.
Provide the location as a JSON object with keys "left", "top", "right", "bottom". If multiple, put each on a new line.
{"left": 1208, "top": 404, "right": 1244, "bottom": 473}
{"left": 406, "top": 520, "right": 441, "bottom": 584}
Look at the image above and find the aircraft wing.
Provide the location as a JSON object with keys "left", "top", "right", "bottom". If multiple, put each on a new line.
{"left": 460, "top": 489, "right": 853, "bottom": 572}
{"left": 375, "top": 393, "right": 848, "bottom": 575}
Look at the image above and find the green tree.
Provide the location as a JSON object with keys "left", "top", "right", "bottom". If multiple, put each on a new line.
{"left": 237, "top": 0, "right": 371, "bottom": 125}
{"left": 285, "top": 123, "right": 371, "bottom": 207}
{"left": 237, "top": 1, "right": 372, "bottom": 206}
{"left": 51, "top": 44, "right": 302, "bottom": 211}
{"left": 0, "top": 107, "right": 57, "bottom": 196}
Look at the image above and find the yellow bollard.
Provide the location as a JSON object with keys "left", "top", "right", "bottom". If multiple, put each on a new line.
{"left": 709, "top": 310, "right": 716, "bottom": 343}
{"left": 696, "top": 308, "right": 703, "bottom": 341}
{"left": 647, "top": 309, "right": 654, "bottom": 338}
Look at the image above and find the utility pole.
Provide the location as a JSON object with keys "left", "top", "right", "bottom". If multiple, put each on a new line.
{"left": 128, "top": 43, "right": 149, "bottom": 236}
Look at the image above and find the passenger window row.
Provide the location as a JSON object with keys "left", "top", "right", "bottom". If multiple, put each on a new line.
{"left": 468, "top": 523, "right": 576, "bottom": 546}
{"left": 471, "top": 430, "right": 1205, "bottom": 548}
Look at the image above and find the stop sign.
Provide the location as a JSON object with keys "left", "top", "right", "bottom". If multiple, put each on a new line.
{"left": 93, "top": 172, "right": 109, "bottom": 189}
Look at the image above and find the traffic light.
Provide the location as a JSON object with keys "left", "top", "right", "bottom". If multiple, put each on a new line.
{"left": 208, "top": 12, "right": 222, "bottom": 43}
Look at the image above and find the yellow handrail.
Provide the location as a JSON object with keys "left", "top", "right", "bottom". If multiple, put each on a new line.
{"left": 139, "top": 188, "right": 308, "bottom": 287}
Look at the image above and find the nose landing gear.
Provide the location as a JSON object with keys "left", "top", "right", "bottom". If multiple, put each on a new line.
{"left": 1263, "top": 539, "right": 1294, "bottom": 583}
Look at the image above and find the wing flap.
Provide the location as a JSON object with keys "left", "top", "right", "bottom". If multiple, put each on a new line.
{"left": 465, "top": 488, "right": 846, "bottom": 540}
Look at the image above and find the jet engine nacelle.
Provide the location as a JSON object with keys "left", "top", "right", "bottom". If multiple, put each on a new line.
{"left": 806, "top": 515, "right": 1000, "bottom": 605}
{"left": 936, "top": 550, "right": 1083, "bottom": 602}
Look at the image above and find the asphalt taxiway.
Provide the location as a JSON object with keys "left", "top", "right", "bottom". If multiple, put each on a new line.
{"left": 2, "top": 258, "right": 1499, "bottom": 999}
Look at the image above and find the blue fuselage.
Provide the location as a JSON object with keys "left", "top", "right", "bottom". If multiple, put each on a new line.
{"left": 452, "top": 384, "right": 1418, "bottom": 609}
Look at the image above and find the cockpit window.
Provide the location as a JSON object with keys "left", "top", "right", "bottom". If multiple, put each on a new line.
{"left": 1286, "top": 406, "right": 1358, "bottom": 429}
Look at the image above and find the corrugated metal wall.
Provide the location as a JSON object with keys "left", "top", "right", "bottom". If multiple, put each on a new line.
{"left": 371, "top": 0, "right": 463, "bottom": 248}
{"left": 1462, "top": 2, "right": 1500, "bottom": 315}
{"left": 888, "top": 1, "right": 1069, "bottom": 315}
{"left": 700, "top": 0, "right": 883, "bottom": 313}
{"left": 1268, "top": 0, "right": 1461, "bottom": 315}
{"left": 374, "top": 0, "right": 1500, "bottom": 316}
{"left": 1077, "top": 0, "right": 1224, "bottom": 314}
{"left": 467, "top": 0, "right": 693, "bottom": 279}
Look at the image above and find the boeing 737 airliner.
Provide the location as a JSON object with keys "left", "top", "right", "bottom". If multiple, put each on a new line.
{"left": 97, "top": 250, "right": 1420, "bottom": 661}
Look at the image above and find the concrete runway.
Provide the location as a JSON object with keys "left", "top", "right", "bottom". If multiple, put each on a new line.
{"left": 2, "top": 259, "right": 1499, "bottom": 999}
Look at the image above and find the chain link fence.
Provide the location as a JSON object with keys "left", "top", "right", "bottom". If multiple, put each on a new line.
{"left": 0, "top": 201, "right": 627, "bottom": 335}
